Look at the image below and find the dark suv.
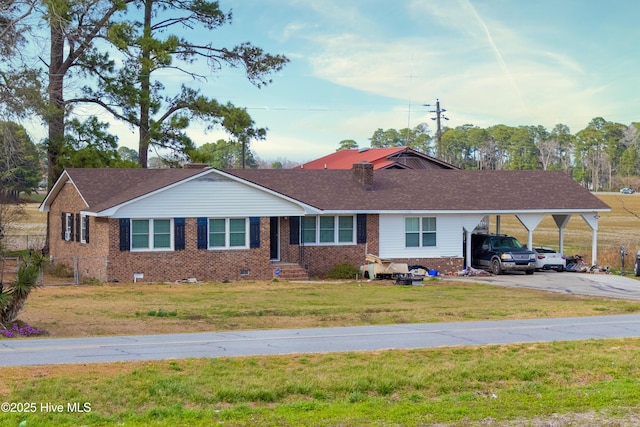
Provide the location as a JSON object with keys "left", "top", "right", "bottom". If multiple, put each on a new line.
{"left": 471, "top": 233, "right": 536, "bottom": 275}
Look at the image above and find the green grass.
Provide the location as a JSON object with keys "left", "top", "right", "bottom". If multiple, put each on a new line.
{"left": 20, "top": 281, "right": 640, "bottom": 337}
{"left": 2, "top": 340, "right": 640, "bottom": 426}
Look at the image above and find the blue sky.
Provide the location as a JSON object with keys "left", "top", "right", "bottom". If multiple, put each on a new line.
{"left": 191, "top": 0, "right": 640, "bottom": 163}
{"left": 32, "top": 0, "right": 640, "bottom": 164}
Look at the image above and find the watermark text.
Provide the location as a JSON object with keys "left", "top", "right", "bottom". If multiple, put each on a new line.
{"left": 1, "top": 401, "right": 91, "bottom": 413}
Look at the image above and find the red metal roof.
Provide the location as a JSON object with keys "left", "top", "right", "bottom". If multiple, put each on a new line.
{"left": 295, "top": 147, "right": 459, "bottom": 170}
{"left": 296, "top": 147, "right": 407, "bottom": 170}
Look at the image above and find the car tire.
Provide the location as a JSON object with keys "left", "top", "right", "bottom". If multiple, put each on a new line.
{"left": 491, "top": 258, "right": 502, "bottom": 275}
{"left": 558, "top": 266, "right": 565, "bottom": 272}
{"left": 525, "top": 269, "right": 534, "bottom": 275}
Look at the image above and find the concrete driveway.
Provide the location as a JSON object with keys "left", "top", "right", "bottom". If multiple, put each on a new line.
{"left": 448, "top": 270, "right": 640, "bottom": 300}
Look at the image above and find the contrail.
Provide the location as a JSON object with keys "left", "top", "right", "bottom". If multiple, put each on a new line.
{"left": 462, "top": 0, "right": 530, "bottom": 117}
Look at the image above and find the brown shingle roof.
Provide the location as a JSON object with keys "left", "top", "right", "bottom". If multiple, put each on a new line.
{"left": 54, "top": 167, "right": 609, "bottom": 214}
{"left": 228, "top": 169, "right": 610, "bottom": 212}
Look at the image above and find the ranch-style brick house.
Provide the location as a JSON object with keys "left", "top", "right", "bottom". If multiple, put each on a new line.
{"left": 40, "top": 163, "right": 610, "bottom": 283}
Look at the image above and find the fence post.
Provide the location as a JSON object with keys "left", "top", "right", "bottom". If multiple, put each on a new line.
{"left": 74, "top": 256, "right": 79, "bottom": 285}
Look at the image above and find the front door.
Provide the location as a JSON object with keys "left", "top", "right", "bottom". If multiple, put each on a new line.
{"left": 270, "top": 217, "right": 280, "bottom": 261}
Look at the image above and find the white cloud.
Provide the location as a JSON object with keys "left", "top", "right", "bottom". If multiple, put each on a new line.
{"left": 293, "top": 1, "right": 617, "bottom": 135}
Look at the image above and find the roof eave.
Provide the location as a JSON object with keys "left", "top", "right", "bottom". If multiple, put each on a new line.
{"left": 319, "top": 207, "right": 612, "bottom": 215}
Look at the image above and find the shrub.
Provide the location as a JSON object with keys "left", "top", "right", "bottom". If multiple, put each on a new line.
{"left": 326, "top": 263, "right": 359, "bottom": 280}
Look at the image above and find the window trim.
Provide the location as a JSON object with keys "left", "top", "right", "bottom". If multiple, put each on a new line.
{"left": 207, "top": 217, "right": 249, "bottom": 250}
{"left": 130, "top": 218, "right": 174, "bottom": 252}
{"left": 405, "top": 216, "right": 437, "bottom": 248}
{"left": 301, "top": 215, "right": 356, "bottom": 245}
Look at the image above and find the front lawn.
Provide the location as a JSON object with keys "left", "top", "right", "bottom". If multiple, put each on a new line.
{"left": 18, "top": 280, "right": 640, "bottom": 337}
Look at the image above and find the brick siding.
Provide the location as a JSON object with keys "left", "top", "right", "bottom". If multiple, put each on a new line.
{"left": 279, "top": 214, "right": 380, "bottom": 278}
{"left": 48, "top": 186, "right": 461, "bottom": 282}
{"left": 48, "top": 183, "right": 110, "bottom": 280}
{"left": 106, "top": 217, "right": 272, "bottom": 283}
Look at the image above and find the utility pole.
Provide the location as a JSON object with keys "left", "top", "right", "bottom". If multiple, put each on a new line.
{"left": 423, "top": 99, "right": 448, "bottom": 158}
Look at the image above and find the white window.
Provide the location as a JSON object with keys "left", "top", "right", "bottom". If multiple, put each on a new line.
{"left": 80, "top": 214, "right": 88, "bottom": 243}
{"left": 405, "top": 217, "right": 437, "bottom": 247}
{"left": 64, "top": 213, "right": 73, "bottom": 241}
{"left": 302, "top": 215, "right": 355, "bottom": 245}
{"left": 131, "top": 219, "right": 173, "bottom": 251}
{"left": 209, "top": 218, "right": 248, "bottom": 249}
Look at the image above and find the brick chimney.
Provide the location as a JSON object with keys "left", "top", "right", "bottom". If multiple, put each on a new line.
{"left": 352, "top": 162, "right": 374, "bottom": 190}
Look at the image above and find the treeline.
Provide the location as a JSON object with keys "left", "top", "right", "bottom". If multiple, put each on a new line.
{"left": 344, "top": 117, "right": 640, "bottom": 191}
{"left": 0, "top": 1, "right": 287, "bottom": 187}
{"left": 0, "top": 121, "right": 41, "bottom": 199}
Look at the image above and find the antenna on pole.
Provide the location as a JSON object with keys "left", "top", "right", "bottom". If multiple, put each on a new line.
{"left": 423, "top": 99, "right": 449, "bottom": 158}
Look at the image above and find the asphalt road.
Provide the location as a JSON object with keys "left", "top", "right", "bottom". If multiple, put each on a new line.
{"left": 2, "top": 314, "right": 640, "bottom": 367}
{"left": 2, "top": 271, "right": 639, "bottom": 367}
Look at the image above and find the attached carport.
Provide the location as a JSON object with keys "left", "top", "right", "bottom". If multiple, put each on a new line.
{"left": 462, "top": 209, "right": 609, "bottom": 269}
{"left": 509, "top": 211, "right": 601, "bottom": 262}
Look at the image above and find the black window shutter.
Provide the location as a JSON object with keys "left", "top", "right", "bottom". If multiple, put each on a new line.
{"left": 357, "top": 214, "right": 367, "bottom": 244}
{"left": 174, "top": 218, "right": 185, "bottom": 250}
{"left": 61, "top": 213, "right": 66, "bottom": 240}
{"left": 119, "top": 218, "right": 130, "bottom": 251}
{"left": 85, "top": 216, "right": 90, "bottom": 244}
{"left": 70, "top": 213, "right": 75, "bottom": 240}
{"left": 249, "top": 217, "right": 260, "bottom": 248}
{"left": 197, "top": 217, "right": 208, "bottom": 249}
{"left": 289, "top": 216, "right": 300, "bottom": 245}
{"left": 75, "top": 214, "right": 81, "bottom": 242}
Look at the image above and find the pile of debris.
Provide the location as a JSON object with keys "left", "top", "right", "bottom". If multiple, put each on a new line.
{"left": 360, "top": 254, "right": 409, "bottom": 280}
{"left": 456, "top": 266, "right": 492, "bottom": 277}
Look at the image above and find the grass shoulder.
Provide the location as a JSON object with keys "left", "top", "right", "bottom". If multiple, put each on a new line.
{"left": 2, "top": 339, "right": 640, "bottom": 426}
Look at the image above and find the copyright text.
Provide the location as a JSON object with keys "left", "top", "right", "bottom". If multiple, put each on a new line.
{"left": 1, "top": 402, "right": 91, "bottom": 413}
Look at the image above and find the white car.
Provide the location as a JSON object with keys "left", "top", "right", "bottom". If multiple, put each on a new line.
{"left": 620, "top": 187, "right": 634, "bottom": 194}
{"left": 533, "top": 247, "right": 566, "bottom": 272}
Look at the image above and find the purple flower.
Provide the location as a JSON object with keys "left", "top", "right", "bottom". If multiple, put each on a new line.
{"left": 1, "top": 323, "right": 43, "bottom": 338}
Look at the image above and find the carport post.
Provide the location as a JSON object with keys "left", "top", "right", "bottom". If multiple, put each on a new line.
{"left": 515, "top": 214, "right": 544, "bottom": 251}
{"left": 552, "top": 215, "right": 571, "bottom": 257}
{"left": 581, "top": 213, "right": 600, "bottom": 266}
{"left": 592, "top": 229, "right": 598, "bottom": 266}
{"left": 465, "top": 229, "right": 472, "bottom": 268}
{"left": 461, "top": 216, "right": 486, "bottom": 269}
